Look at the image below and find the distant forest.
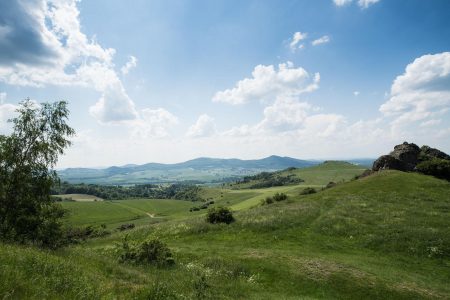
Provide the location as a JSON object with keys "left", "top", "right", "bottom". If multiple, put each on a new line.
{"left": 51, "top": 182, "right": 203, "bottom": 201}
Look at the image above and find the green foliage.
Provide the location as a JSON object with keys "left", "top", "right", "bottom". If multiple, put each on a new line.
{"left": 300, "top": 187, "right": 317, "bottom": 195}
{"left": 0, "top": 100, "right": 74, "bottom": 248}
{"left": 65, "top": 225, "right": 110, "bottom": 243}
{"left": 273, "top": 192, "right": 288, "bottom": 201}
{"left": 416, "top": 158, "right": 450, "bottom": 181}
{"left": 206, "top": 207, "right": 234, "bottom": 224}
{"left": 52, "top": 182, "right": 203, "bottom": 201}
{"left": 118, "top": 236, "right": 175, "bottom": 266}
{"left": 238, "top": 171, "right": 304, "bottom": 188}
{"left": 263, "top": 192, "right": 288, "bottom": 205}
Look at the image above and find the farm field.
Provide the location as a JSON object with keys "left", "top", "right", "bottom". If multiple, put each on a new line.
{"left": 60, "top": 162, "right": 354, "bottom": 229}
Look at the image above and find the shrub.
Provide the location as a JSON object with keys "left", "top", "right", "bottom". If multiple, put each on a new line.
{"left": 325, "top": 182, "right": 337, "bottom": 189}
{"left": 206, "top": 207, "right": 234, "bottom": 224}
{"left": 118, "top": 236, "right": 175, "bottom": 266}
{"left": 272, "top": 192, "right": 288, "bottom": 202}
{"left": 65, "top": 225, "right": 110, "bottom": 243}
{"left": 300, "top": 187, "right": 316, "bottom": 195}
{"left": 262, "top": 196, "right": 274, "bottom": 205}
{"left": 117, "top": 223, "right": 135, "bottom": 231}
{"left": 416, "top": 158, "right": 450, "bottom": 181}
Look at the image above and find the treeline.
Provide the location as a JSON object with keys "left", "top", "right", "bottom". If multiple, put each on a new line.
{"left": 237, "top": 169, "right": 304, "bottom": 188}
{"left": 51, "top": 182, "right": 203, "bottom": 201}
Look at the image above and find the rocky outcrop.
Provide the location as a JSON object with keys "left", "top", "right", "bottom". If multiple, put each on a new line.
{"left": 372, "top": 155, "right": 407, "bottom": 171}
{"left": 372, "top": 142, "right": 450, "bottom": 172}
{"left": 389, "top": 142, "right": 420, "bottom": 171}
{"left": 420, "top": 146, "right": 450, "bottom": 161}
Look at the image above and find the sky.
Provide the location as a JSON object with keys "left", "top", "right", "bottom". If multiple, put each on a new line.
{"left": 0, "top": 0, "right": 450, "bottom": 168}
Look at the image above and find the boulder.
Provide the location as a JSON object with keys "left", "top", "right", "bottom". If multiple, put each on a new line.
{"left": 372, "top": 155, "right": 407, "bottom": 171}
{"left": 389, "top": 142, "right": 420, "bottom": 171}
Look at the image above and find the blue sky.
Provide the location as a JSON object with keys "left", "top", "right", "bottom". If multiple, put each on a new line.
{"left": 1, "top": 0, "right": 449, "bottom": 167}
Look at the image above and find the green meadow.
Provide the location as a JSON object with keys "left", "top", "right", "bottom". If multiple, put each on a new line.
{"left": 1, "top": 163, "right": 449, "bottom": 299}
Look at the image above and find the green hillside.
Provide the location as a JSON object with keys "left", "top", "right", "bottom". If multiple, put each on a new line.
{"left": 1, "top": 170, "right": 449, "bottom": 299}
{"left": 231, "top": 160, "right": 367, "bottom": 189}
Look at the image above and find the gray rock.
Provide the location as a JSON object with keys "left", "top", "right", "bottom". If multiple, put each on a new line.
{"left": 372, "top": 155, "right": 407, "bottom": 171}
{"left": 389, "top": 142, "right": 420, "bottom": 171}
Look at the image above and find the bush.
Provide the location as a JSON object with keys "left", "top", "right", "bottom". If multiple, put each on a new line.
{"left": 118, "top": 236, "right": 175, "bottom": 266}
{"left": 65, "top": 225, "right": 110, "bottom": 243}
{"left": 262, "top": 196, "right": 274, "bottom": 205}
{"left": 117, "top": 223, "right": 135, "bottom": 231}
{"left": 272, "top": 192, "right": 288, "bottom": 202}
{"left": 206, "top": 207, "right": 234, "bottom": 224}
{"left": 262, "top": 193, "right": 288, "bottom": 205}
{"left": 416, "top": 158, "right": 450, "bottom": 181}
{"left": 300, "top": 187, "right": 317, "bottom": 195}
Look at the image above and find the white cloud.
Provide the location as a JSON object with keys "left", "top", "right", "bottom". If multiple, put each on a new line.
{"left": 0, "top": 0, "right": 142, "bottom": 124}
{"left": 333, "top": 0, "right": 353, "bottom": 6}
{"left": 289, "top": 32, "right": 308, "bottom": 52}
{"left": 186, "top": 114, "right": 217, "bottom": 138}
{"left": 121, "top": 55, "right": 138, "bottom": 75}
{"left": 89, "top": 84, "right": 138, "bottom": 123}
{"left": 257, "top": 96, "right": 312, "bottom": 132}
{"left": 357, "top": 0, "right": 380, "bottom": 8}
{"left": 333, "top": 0, "right": 380, "bottom": 8}
{"left": 353, "top": 91, "right": 360, "bottom": 96}
{"left": 420, "top": 119, "right": 441, "bottom": 127}
{"left": 130, "top": 108, "right": 178, "bottom": 139}
{"left": 212, "top": 62, "right": 320, "bottom": 105}
{"left": 312, "top": 35, "right": 330, "bottom": 46}
{"left": 380, "top": 52, "right": 450, "bottom": 128}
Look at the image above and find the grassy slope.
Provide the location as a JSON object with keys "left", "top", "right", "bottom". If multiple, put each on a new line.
{"left": 1, "top": 171, "right": 449, "bottom": 299}
{"left": 61, "top": 199, "right": 199, "bottom": 228}
{"left": 231, "top": 161, "right": 367, "bottom": 189}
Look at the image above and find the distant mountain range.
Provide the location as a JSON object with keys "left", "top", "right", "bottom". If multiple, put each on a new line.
{"left": 57, "top": 155, "right": 374, "bottom": 185}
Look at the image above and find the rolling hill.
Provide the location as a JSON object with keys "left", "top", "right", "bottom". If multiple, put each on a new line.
{"left": 57, "top": 155, "right": 321, "bottom": 185}
{"left": 1, "top": 170, "right": 449, "bottom": 299}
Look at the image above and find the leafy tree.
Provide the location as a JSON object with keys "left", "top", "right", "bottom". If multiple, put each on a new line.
{"left": 0, "top": 99, "right": 75, "bottom": 248}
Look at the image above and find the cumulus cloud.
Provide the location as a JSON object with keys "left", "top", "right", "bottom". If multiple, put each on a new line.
{"left": 0, "top": 0, "right": 141, "bottom": 124}
{"left": 121, "top": 55, "right": 137, "bottom": 75}
{"left": 380, "top": 52, "right": 450, "bottom": 128}
{"left": 212, "top": 62, "right": 320, "bottom": 105}
{"left": 289, "top": 32, "right": 307, "bottom": 52}
{"left": 130, "top": 108, "right": 178, "bottom": 139}
{"left": 186, "top": 114, "right": 217, "bottom": 138}
{"left": 333, "top": 0, "right": 380, "bottom": 8}
{"left": 312, "top": 35, "right": 330, "bottom": 46}
{"left": 333, "top": 0, "right": 353, "bottom": 6}
{"left": 89, "top": 84, "right": 138, "bottom": 123}
{"left": 257, "top": 96, "right": 312, "bottom": 132}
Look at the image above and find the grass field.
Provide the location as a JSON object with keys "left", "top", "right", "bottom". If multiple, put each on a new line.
{"left": 1, "top": 170, "right": 449, "bottom": 299}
